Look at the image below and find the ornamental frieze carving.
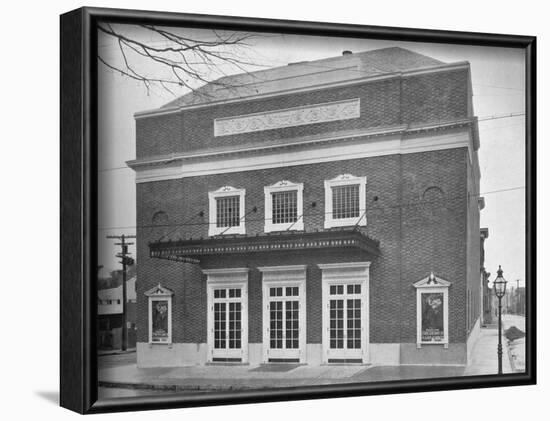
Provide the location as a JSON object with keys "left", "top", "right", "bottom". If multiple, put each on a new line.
{"left": 214, "top": 98, "right": 361, "bottom": 137}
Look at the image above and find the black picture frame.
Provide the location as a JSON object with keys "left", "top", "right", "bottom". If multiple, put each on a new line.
{"left": 60, "top": 6, "right": 536, "bottom": 414}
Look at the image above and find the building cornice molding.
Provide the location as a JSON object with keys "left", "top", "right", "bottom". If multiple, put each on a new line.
{"left": 134, "top": 62, "right": 470, "bottom": 120}
{"left": 127, "top": 120, "right": 476, "bottom": 183}
{"left": 128, "top": 119, "right": 474, "bottom": 170}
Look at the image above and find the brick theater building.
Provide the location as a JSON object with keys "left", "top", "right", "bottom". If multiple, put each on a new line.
{"left": 128, "top": 47, "right": 484, "bottom": 367}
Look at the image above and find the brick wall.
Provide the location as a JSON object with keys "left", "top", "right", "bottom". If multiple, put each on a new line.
{"left": 136, "top": 147, "right": 470, "bottom": 345}
{"left": 136, "top": 69, "right": 469, "bottom": 159}
{"left": 466, "top": 154, "right": 482, "bottom": 334}
{"left": 399, "top": 149, "right": 469, "bottom": 343}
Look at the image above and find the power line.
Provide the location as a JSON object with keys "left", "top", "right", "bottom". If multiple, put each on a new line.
{"left": 473, "top": 83, "right": 524, "bottom": 92}
{"left": 96, "top": 112, "right": 526, "bottom": 174}
{"left": 477, "top": 112, "right": 525, "bottom": 122}
{"left": 97, "top": 185, "right": 525, "bottom": 231}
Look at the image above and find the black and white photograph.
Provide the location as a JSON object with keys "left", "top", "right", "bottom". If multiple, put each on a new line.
{"left": 93, "top": 17, "right": 532, "bottom": 401}
{"left": 4, "top": 0, "right": 549, "bottom": 419}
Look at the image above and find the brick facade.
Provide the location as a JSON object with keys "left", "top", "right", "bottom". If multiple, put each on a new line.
{"left": 136, "top": 69, "right": 469, "bottom": 159}
{"left": 135, "top": 148, "right": 473, "bottom": 348}
{"left": 131, "top": 49, "right": 481, "bottom": 366}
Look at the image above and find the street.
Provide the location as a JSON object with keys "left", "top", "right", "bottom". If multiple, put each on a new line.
{"left": 98, "top": 316, "right": 526, "bottom": 400}
{"left": 503, "top": 314, "right": 526, "bottom": 372}
{"left": 98, "top": 351, "right": 136, "bottom": 369}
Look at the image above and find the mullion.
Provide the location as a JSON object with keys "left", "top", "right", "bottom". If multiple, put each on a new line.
{"left": 332, "top": 185, "right": 360, "bottom": 219}
{"left": 272, "top": 191, "right": 298, "bottom": 224}
{"left": 216, "top": 196, "right": 240, "bottom": 228}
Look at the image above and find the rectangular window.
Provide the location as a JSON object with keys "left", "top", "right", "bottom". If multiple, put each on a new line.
{"left": 332, "top": 184, "right": 360, "bottom": 219}
{"left": 216, "top": 196, "right": 240, "bottom": 228}
{"left": 271, "top": 191, "right": 298, "bottom": 224}
{"left": 324, "top": 175, "right": 366, "bottom": 229}
{"left": 264, "top": 181, "right": 304, "bottom": 232}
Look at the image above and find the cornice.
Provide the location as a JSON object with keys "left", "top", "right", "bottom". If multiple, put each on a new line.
{"left": 127, "top": 118, "right": 475, "bottom": 170}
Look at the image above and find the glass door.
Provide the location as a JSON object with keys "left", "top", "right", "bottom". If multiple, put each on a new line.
{"left": 326, "top": 283, "right": 364, "bottom": 362}
{"left": 267, "top": 286, "right": 301, "bottom": 361}
{"left": 212, "top": 287, "right": 244, "bottom": 361}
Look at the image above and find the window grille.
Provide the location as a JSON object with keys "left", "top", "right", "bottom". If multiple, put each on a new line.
{"left": 216, "top": 195, "right": 240, "bottom": 228}
{"left": 271, "top": 191, "right": 298, "bottom": 224}
{"left": 332, "top": 184, "right": 360, "bottom": 219}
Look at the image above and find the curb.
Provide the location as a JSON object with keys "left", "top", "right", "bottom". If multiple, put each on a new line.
{"left": 505, "top": 340, "right": 517, "bottom": 372}
{"left": 98, "top": 349, "right": 137, "bottom": 357}
{"left": 98, "top": 381, "right": 264, "bottom": 391}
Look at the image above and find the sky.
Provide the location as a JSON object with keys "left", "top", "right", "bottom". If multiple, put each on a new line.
{"left": 97, "top": 25, "right": 526, "bottom": 289}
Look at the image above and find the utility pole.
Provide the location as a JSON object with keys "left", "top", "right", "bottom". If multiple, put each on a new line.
{"left": 107, "top": 234, "right": 135, "bottom": 351}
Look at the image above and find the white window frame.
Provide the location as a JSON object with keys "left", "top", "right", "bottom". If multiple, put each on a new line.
{"left": 208, "top": 186, "right": 246, "bottom": 236}
{"left": 258, "top": 265, "right": 307, "bottom": 363}
{"left": 414, "top": 273, "right": 451, "bottom": 348}
{"left": 145, "top": 284, "right": 174, "bottom": 344}
{"left": 204, "top": 268, "right": 249, "bottom": 363}
{"left": 264, "top": 180, "right": 304, "bottom": 233}
{"left": 324, "top": 174, "right": 367, "bottom": 229}
{"left": 318, "top": 262, "right": 370, "bottom": 364}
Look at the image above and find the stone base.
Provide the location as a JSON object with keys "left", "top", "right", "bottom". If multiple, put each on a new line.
{"left": 400, "top": 343, "right": 466, "bottom": 365}
{"left": 137, "top": 341, "right": 468, "bottom": 367}
{"left": 369, "top": 343, "right": 401, "bottom": 365}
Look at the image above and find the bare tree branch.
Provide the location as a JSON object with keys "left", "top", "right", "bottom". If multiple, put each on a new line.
{"left": 97, "top": 23, "right": 269, "bottom": 98}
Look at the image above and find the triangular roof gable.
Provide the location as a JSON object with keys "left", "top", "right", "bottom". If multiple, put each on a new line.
{"left": 413, "top": 273, "right": 451, "bottom": 288}
{"left": 144, "top": 283, "right": 174, "bottom": 297}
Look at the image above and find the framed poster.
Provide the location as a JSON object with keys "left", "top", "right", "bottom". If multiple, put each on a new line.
{"left": 60, "top": 6, "right": 536, "bottom": 414}
{"left": 421, "top": 293, "right": 445, "bottom": 342}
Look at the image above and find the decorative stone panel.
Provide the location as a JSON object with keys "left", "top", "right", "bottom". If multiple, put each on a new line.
{"left": 214, "top": 98, "right": 360, "bottom": 137}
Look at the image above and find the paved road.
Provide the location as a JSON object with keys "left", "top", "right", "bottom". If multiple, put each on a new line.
{"left": 98, "top": 352, "right": 136, "bottom": 370}
{"left": 99, "top": 387, "right": 185, "bottom": 398}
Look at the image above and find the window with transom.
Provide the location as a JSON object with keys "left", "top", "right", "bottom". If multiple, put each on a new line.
{"left": 213, "top": 287, "right": 243, "bottom": 350}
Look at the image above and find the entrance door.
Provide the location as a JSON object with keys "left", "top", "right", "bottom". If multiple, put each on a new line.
{"left": 260, "top": 265, "right": 307, "bottom": 364}
{"left": 211, "top": 286, "right": 245, "bottom": 362}
{"left": 326, "top": 283, "right": 364, "bottom": 361}
{"left": 320, "top": 262, "right": 370, "bottom": 364}
{"left": 266, "top": 286, "right": 301, "bottom": 361}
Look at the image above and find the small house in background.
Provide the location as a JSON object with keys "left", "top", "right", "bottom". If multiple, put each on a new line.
{"left": 98, "top": 276, "right": 137, "bottom": 350}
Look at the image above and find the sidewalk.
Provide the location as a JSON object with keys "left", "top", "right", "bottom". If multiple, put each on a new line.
{"left": 100, "top": 363, "right": 370, "bottom": 391}
{"left": 99, "top": 362, "right": 465, "bottom": 393}
{"left": 98, "top": 326, "right": 517, "bottom": 392}
{"left": 463, "top": 326, "right": 513, "bottom": 376}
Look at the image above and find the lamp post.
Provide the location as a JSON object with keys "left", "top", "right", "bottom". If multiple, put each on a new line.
{"left": 493, "top": 265, "right": 507, "bottom": 374}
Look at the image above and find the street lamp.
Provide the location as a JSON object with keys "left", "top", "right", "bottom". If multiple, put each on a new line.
{"left": 493, "top": 265, "right": 507, "bottom": 374}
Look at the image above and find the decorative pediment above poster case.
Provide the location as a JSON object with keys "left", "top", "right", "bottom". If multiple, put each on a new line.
{"left": 144, "top": 284, "right": 174, "bottom": 297}
{"left": 413, "top": 272, "right": 452, "bottom": 288}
